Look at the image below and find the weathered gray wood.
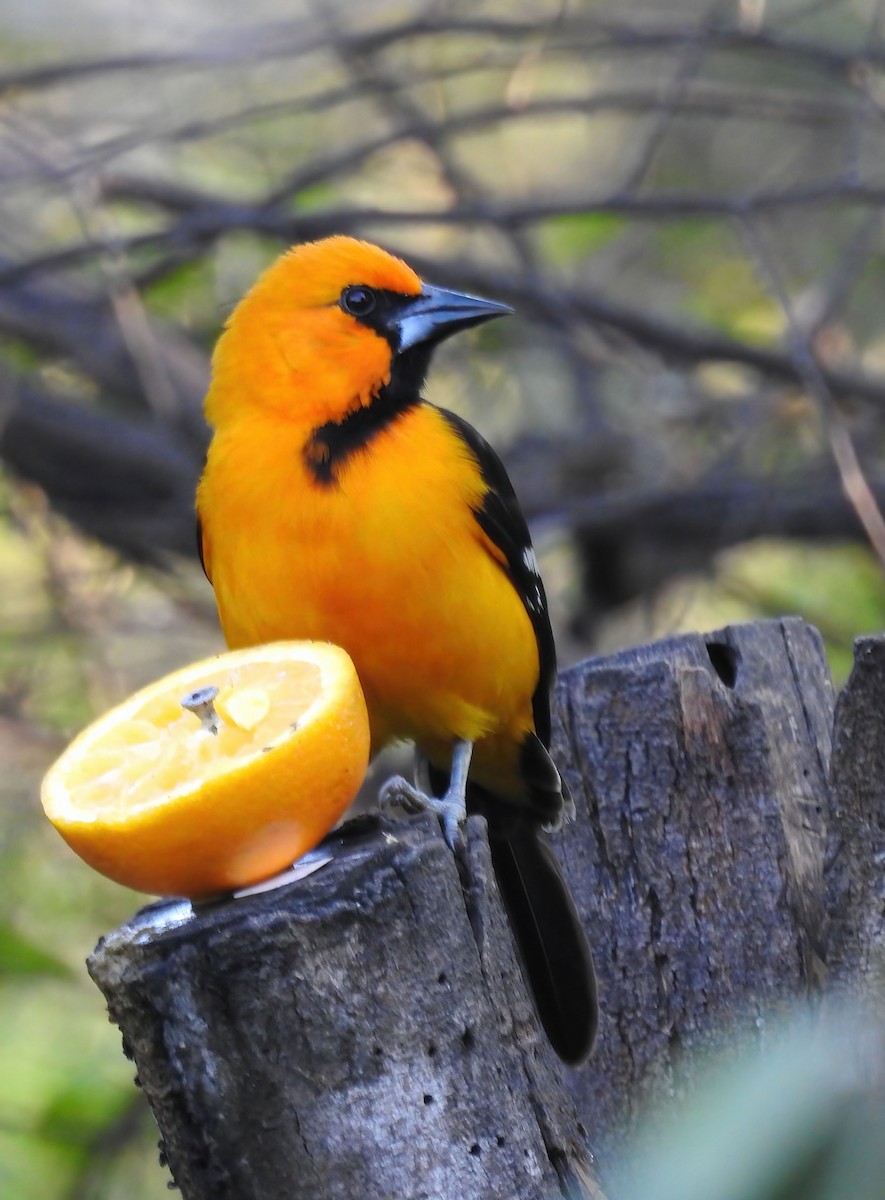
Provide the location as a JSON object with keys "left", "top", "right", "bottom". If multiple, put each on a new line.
{"left": 549, "top": 617, "right": 835, "bottom": 1163}
{"left": 88, "top": 813, "right": 603, "bottom": 1200}
{"left": 826, "top": 635, "right": 885, "bottom": 1006}
{"left": 90, "top": 616, "right": 872, "bottom": 1194}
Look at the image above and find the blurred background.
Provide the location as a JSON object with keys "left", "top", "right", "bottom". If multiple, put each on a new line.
{"left": 2, "top": 0, "right": 885, "bottom": 1196}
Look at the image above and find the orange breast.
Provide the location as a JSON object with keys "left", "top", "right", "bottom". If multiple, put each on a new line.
{"left": 197, "top": 404, "right": 539, "bottom": 774}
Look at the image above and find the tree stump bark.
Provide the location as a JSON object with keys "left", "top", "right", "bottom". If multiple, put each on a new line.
{"left": 88, "top": 813, "right": 602, "bottom": 1200}
{"left": 825, "top": 635, "right": 885, "bottom": 1005}
{"left": 549, "top": 617, "right": 834, "bottom": 1162}
{"left": 89, "top": 616, "right": 874, "bottom": 1195}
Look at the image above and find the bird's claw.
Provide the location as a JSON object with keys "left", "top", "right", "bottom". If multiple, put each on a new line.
{"left": 378, "top": 774, "right": 429, "bottom": 815}
{"left": 379, "top": 775, "right": 466, "bottom": 850}
{"left": 439, "top": 801, "right": 466, "bottom": 852}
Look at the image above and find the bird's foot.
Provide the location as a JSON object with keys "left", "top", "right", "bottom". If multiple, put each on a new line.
{"left": 379, "top": 775, "right": 467, "bottom": 850}
{"left": 379, "top": 774, "right": 428, "bottom": 816}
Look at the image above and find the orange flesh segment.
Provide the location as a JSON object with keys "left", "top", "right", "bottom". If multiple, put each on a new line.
{"left": 64, "top": 661, "right": 321, "bottom": 816}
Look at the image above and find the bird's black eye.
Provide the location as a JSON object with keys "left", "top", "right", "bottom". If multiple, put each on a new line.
{"left": 340, "top": 285, "right": 377, "bottom": 318}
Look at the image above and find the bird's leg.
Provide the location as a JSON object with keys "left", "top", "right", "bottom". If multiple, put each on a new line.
{"left": 379, "top": 740, "right": 473, "bottom": 849}
{"left": 438, "top": 738, "right": 472, "bottom": 847}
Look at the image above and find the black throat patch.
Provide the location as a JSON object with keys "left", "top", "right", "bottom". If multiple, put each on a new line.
{"left": 304, "top": 343, "right": 432, "bottom": 485}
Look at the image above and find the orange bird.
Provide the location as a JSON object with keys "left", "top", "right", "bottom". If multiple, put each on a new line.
{"left": 197, "top": 236, "right": 597, "bottom": 1063}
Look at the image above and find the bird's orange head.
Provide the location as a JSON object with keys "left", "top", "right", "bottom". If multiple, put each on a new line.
{"left": 204, "top": 236, "right": 511, "bottom": 434}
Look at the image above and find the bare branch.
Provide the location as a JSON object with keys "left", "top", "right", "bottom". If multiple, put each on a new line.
{"left": 739, "top": 217, "right": 885, "bottom": 568}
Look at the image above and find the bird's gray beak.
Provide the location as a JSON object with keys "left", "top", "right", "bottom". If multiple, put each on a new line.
{"left": 393, "top": 284, "right": 513, "bottom": 352}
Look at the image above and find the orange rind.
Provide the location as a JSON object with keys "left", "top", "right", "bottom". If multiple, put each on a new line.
{"left": 40, "top": 641, "right": 369, "bottom": 897}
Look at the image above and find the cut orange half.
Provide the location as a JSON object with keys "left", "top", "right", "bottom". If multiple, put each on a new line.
{"left": 41, "top": 641, "right": 370, "bottom": 898}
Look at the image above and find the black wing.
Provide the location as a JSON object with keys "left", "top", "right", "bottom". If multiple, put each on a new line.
{"left": 433, "top": 412, "right": 593, "bottom": 1063}
{"left": 437, "top": 407, "right": 556, "bottom": 747}
{"left": 432, "top": 415, "right": 594, "bottom": 1062}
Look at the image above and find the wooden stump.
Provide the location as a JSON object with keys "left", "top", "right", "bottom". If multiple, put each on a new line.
{"left": 89, "top": 616, "right": 883, "bottom": 1195}
{"left": 826, "top": 635, "right": 885, "bottom": 1004}
{"left": 549, "top": 617, "right": 834, "bottom": 1161}
{"left": 88, "top": 813, "right": 602, "bottom": 1200}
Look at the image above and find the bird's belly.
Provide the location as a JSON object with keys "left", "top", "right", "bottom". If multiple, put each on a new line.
{"left": 209, "top": 467, "right": 538, "bottom": 754}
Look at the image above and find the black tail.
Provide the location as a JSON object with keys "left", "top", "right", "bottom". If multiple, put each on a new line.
{"left": 489, "top": 825, "right": 597, "bottom": 1065}
{"left": 422, "top": 752, "right": 597, "bottom": 1063}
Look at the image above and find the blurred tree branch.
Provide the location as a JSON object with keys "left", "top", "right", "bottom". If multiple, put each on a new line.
{"left": 2, "top": 0, "right": 885, "bottom": 626}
